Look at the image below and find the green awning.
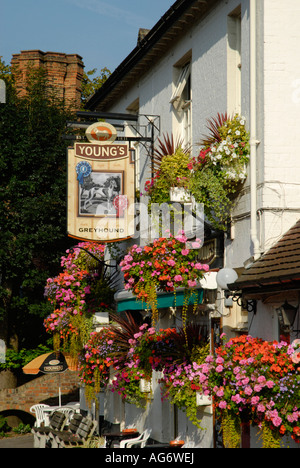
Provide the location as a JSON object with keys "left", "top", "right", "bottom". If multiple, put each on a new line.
{"left": 116, "top": 288, "right": 204, "bottom": 313}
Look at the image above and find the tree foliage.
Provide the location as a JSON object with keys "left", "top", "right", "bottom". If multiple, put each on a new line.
{"left": 81, "top": 67, "right": 111, "bottom": 105}
{"left": 0, "top": 59, "right": 75, "bottom": 349}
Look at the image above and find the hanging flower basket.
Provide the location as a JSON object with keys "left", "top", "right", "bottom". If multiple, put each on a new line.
{"left": 65, "top": 353, "right": 79, "bottom": 372}
{"left": 120, "top": 233, "right": 209, "bottom": 326}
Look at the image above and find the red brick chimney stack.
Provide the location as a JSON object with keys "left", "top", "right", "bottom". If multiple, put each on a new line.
{"left": 11, "top": 50, "right": 84, "bottom": 109}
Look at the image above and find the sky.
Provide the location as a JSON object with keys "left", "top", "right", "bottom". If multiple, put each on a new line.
{"left": 0, "top": 0, "right": 175, "bottom": 74}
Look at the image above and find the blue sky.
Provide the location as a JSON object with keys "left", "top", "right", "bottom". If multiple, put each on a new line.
{"left": 0, "top": 0, "right": 175, "bottom": 73}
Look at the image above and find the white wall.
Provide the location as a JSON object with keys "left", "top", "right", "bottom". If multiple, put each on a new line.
{"left": 260, "top": 0, "right": 300, "bottom": 251}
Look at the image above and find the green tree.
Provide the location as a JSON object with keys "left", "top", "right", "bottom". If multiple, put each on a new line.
{"left": 81, "top": 67, "right": 111, "bottom": 105}
{"left": 0, "top": 59, "right": 75, "bottom": 351}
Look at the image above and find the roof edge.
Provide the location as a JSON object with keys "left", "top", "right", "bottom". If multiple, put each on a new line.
{"left": 85, "top": 0, "right": 208, "bottom": 110}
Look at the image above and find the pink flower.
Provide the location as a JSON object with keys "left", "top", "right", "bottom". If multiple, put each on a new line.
{"left": 216, "top": 357, "right": 224, "bottom": 364}
{"left": 216, "top": 365, "right": 223, "bottom": 373}
{"left": 287, "top": 413, "right": 298, "bottom": 423}
{"left": 272, "top": 416, "right": 282, "bottom": 427}
{"left": 174, "top": 275, "right": 183, "bottom": 282}
{"left": 251, "top": 396, "right": 260, "bottom": 405}
{"left": 292, "top": 351, "right": 300, "bottom": 364}
{"left": 201, "top": 364, "right": 209, "bottom": 374}
{"left": 232, "top": 394, "right": 243, "bottom": 404}
{"left": 187, "top": 280, "right": 197, "bottom": 288}
{"left": 266, "top": 380, "right": 275, "bottom": 389}
{"left": 219, "top": 401, "right": 227, "bottom": 409}
{"left": 257, "top": 375, "right": 266, "bottom": 384}
{"left": 257, "top": 403, "right": 266, "bottom": 413}
{"left": 134, "top": 332, "right": 143, "bottom": 339}
{"left": 244, "top": 386, "right": 253, "bottom": 396}
{"left": 181, "top": 249, "right": 189, "bottom": 256}
{"left": 254, "top": 384, "right": 263, "bottom": 392}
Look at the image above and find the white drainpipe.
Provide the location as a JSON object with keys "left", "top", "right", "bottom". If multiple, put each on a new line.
{"left": 250, "top": 0, "right": 261, "bottom": 260}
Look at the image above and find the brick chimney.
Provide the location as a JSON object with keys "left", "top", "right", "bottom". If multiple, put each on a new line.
{"left": 11, "top": 50, "right": 84, "bottom": 109}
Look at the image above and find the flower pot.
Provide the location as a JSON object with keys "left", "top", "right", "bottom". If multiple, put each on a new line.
{"left": 139, "top": 378, "right": 152, "bottom": 393}
{"left": 196, "top": 392, "right": 212, "bottom": 406}
{"left": 65, "top": 354, "right": 79, "bottom": 371}
{"left": 170, "top": 187, "right": 191, "bottom": 203}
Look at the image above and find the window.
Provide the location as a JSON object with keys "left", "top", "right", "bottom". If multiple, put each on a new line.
{"left": 170, "top": 63, "right": 191, "bottom": 107}
{"left": 171, "top": 60, "right": 192, "bottom": 148}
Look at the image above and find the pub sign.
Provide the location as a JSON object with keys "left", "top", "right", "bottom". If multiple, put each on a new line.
{"left": 67, "top": 122, "right": 135, "bottom": 242}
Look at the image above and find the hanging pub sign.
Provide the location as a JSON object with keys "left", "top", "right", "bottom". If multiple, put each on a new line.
{"left": 67, "top": 122, "right": 135, "bottom": 242}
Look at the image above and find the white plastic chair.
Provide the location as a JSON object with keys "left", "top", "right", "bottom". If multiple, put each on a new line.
{"left": 30, "top": 404, "right": 50, "bottom": 427}
{"left": 120, "top": 429, "right": 152, "bottom": 448}
{"left": 54, "top": 407, "right": 75, "bottom": 424}
{"left": 65, "top": 402, "right": 80, "bottom": 413}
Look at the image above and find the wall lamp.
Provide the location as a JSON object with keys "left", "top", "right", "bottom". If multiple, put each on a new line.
{"left": 276, "top": 300, "right": 299, "bottom": 334}
{"left": 216, "top": 268, "right": 257, "bottom": 314}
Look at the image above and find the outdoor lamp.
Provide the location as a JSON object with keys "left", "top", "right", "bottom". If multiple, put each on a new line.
{"left": 216, "top": 268, "right": 256, "bottom": 313}
{"left": 276, "top": 300, "right": 298, "bottom": 333}
{"left": 216, "top": 268, "right": 238, "bottom": 290}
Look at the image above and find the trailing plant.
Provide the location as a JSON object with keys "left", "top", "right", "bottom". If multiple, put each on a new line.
{"left": 188, "top": 114, "right": 250, "bottom": 230}
{"left": 221, "top": 410, "right": 241, "bottom": 449}
{"left": 120, "top": 234, "right": 209, "bottom": 326}
{"left": 109, "top": 365, "right": 149, "bottom": 409}
{"left": 127, "top": 322, "right": 210, "bottom": 427}
{"left": 79, "top": 313, "right": 143, "bottom": 407}
{"left": 79, "top": 328, "right": 118, "bottom": 405}
{"left": 159, "top": 329, "right": 210, "bottom": 429}
{"left": 77, "top": 311, "right": 212, "bottom": 420}
{"left": 44, "top": 241, "right": 115, "bottom": 356}
{"left": 189, "top": 167, "right": 236, "bottom": 230}
{"left": 259, "top": 420, "right": 282, "bottom": 449}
